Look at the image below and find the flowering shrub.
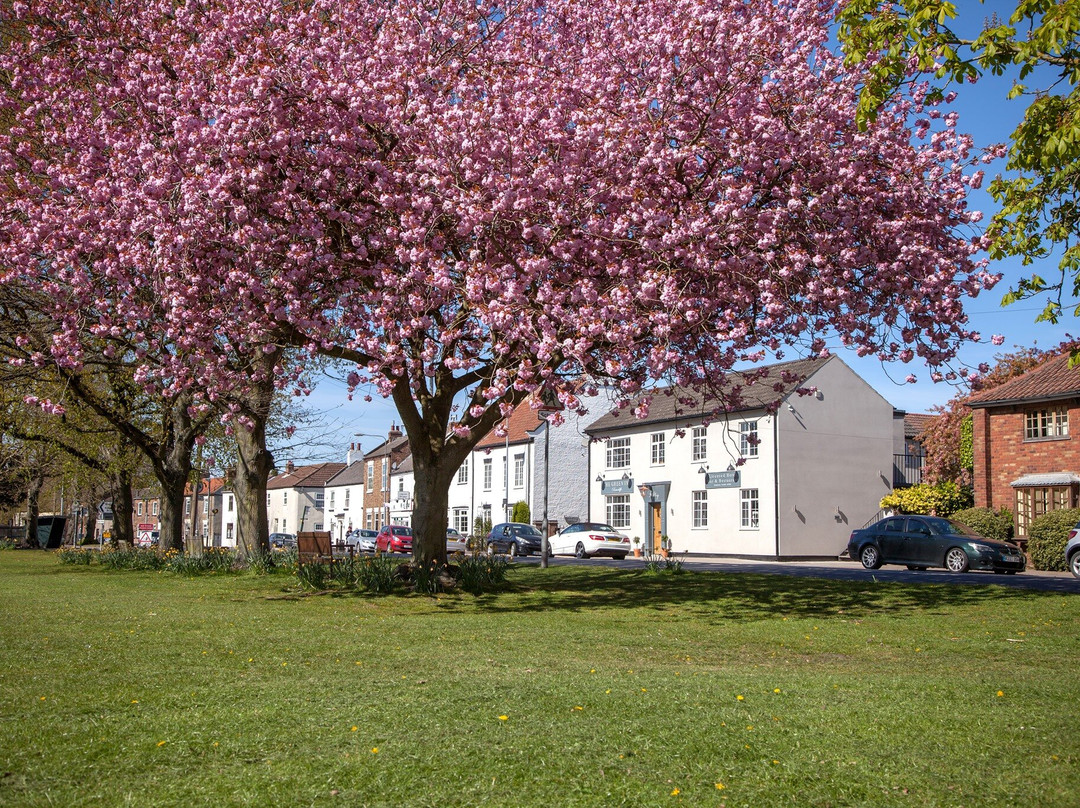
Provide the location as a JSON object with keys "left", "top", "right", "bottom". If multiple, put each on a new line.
{"left": 56, "top": 546, "right": 94, "bottom": 565}
{"left": 879, "top": 482, "right": 972, "bottom": 517}
{"left": 1027, "top": 509, "right": 1080, "bottom": 571}
{"left": 456, "top": 555, "right": 511, "bottom": 594}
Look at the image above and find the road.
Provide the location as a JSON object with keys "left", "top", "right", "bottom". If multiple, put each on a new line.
{"left": 512, "top": 553, "right": 1080, "bottom": 594}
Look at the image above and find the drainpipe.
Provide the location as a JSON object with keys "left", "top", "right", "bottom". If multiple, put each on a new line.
{"left": 773, "top": 414, "right": 780, "bottom": 558}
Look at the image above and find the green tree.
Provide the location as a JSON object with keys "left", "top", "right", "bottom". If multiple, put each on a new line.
{"left": 839, "top": 0, "right": 1080, "bottom": 322}
{"left": 511, "top": 501, "right": 531, "bottom": 525}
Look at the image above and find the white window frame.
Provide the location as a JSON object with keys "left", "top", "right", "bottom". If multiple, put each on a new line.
{"left": 457, "top": 463, "right": 468, "bottom": 485}
{"left": 483, "top": 458, "right": 492, "bottom": 491}
{"left": 514, "top": 453, "right": 525, "bottom": 488}
{"left": 453, "top": 507, "right": 470, "bottom": 535}
{"left": 1025, "top": 407, "right": 1069, "bottom": 440}
{"left": 691, "top": 426, "right": 707, "bottom": 463}
{"left": 344, "top": 489, "right": 350, "bottom": 509}
{"left": 606, "top": 437, "right": 631, "bottom": 469}
{"left": 740, "top": 488, "right": 760, "bottom": 529}
{"left": 329, "top": 491, "right": 335, "bottom": 510}
{"left": 651, "top": 433, "right": 666, "bottom": 465}
{"left": 606, "top": 494, "right": 630, "bottom": 529}
{"left": 740, "top": 420, "right": 759, "bottom": 458}
{"left": 367, "top": 461, "right": 375, "bottom": 490}
{"left": 692, "top": 490, "right": 708, "bottom": 528}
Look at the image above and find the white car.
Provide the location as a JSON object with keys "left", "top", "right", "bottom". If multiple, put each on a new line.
{"left": 551, "top": 522, "right": 631, "bottom": 560}
{"left": 446, "top": 528, "right": 468, "bottom": 554}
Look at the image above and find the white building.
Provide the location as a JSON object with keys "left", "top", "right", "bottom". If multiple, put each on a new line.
{"left": 266, "top": 461, "right": 346, "bottom": 536}
{"left": 324, "top": 444, "right": 368, "bottom": 543}
{"left": 584, "top": 357, "right": 897, "bottom": 558}
{"left": 388, "top": 454, "right": 415, "bottom": 526}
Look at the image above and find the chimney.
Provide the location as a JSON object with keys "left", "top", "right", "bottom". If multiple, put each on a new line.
{"left": 285, "top": 460, "right": 295, "bottom": 474}
{"left": 388, "top": 422, "right": 403, "bottom": 440}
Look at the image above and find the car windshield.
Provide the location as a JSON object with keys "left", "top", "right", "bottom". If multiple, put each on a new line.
{"left": 511, "top": 525, "right": 542, "bottom": 537}
{"left": 392, "top": 527, "right": 412, "bottom": 536}
{"left": 579, "top": 523, "right": 617, "bottom": 533}
{"left": 923, "top": 517, "right": 976, "bottom": 536}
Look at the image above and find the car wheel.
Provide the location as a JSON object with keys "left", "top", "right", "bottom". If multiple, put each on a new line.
{"left": 614, "top": 554, "right": 627, "bottom": 561}
{"left": 508, "top": 543, "right": 517, "bottom": 559}
{"left": 859, "top": 544, "right": 882, "bottom": 570}
{"left": 486, "top": 542, "right": 495, "bottom": 556}
{"left": 1070, "top": 552, "right": 1080, "bottom": 579}
{"left": 945, "top": 547, "right": 969, "bottom": 573}
{"left": 575, "top": 542, "right": 589, "bottom": 559}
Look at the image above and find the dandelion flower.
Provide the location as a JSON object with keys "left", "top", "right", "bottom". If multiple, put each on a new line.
{"left": 773, "top": 688, "right": 781, "bottom": 694}
{"left": 997, "top": 690, "right": 1005, "bottom": 697}
{"left": 671, "top": 787, "right": 680, "bottom": 795}
{"left": 715, "top": 783, "right": 726, "bottom": 790}
{"left": 157, "top": 741, "right": 166, "bottom": 747}
{"left": 371, "top": 747, "right": 379, "bottom": 754}
{"left": 498, "top": 715, "right": 509, "bottom": 721}
{"left": 737, "top": 695, "right": 745, "bottom": 701}
{"left": 131, "top": 699, "right": 139, "bottom": 704}
{"left": 351, "top": 726, "right": 358, "bottom": 732}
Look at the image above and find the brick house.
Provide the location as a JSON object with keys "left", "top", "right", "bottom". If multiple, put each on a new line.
{"left": 969, "top": 353, "right": 1080, "bottom": 541}
{"left": 361, "top": 426, "right": 411, "bottom": 531}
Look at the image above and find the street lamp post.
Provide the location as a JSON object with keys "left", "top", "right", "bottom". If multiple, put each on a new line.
{"left": 537, "top": 409, "right": 559, "bottom": 569}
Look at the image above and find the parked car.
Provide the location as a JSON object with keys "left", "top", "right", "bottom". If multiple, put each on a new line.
{"left": 375, "top": 524, "right": 413, "bottom": 554}
{"left": 446, "top": 528, "right": 468, "bottom": 554}
{"left": 847, "top": 515, "right": 1026, "bottom": 574}
{"left": 355, "top": 529, "right": 378, "bottom": 553}
{"left": 486, "top": 522, "right": 544, "bottom": 557}
{"left": 269, "top": 532, "right": 296, "bottom": 549}
{"left": 551, "top": 522, "right": 631, "bottom": 559}
{"left": 1065, "top": 521, "right": 1080, "bottom": 579}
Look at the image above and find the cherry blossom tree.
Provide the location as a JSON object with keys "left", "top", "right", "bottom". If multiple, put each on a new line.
{"left": 2, "top": 0, "right": 1001, "bottom": 565}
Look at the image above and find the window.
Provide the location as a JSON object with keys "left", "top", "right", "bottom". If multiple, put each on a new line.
{"left": 137, "top": 502, "right": 144, "bottom": 516}
{"left": 514, "top": 454, "right": 525, "bottom": 488}
{"left": 282, "top": 519, "right": 287, "bottom": 532}
{"left": 345, "top": 489, "right": 350, "bottom": 509}
{"left": 651, "top": 433, "right": 666, "bottom": 465}
{"left": 1025, "top": 407, "right": 1068, "bottom": 439}
{"left": 458, "top": 463, "right": 468, "bottom": 484}
{"left": 185, "top": 499, "right": 191, "bottom": 515}
{"left": 483, "top": 458, "right": 493, "bottom": 491}
{"left": 203, "top": 498, "right": 209, "bottom": 514}
{"left": 366, "top": 511, "right": 373, "bottom": 530}
{"left": 1016, "top": 486, "right": 1076, "bottom": 536}
{"left": 329, "top": 492, "right": 335, "bottom": 510}
{"left": 454, "top": 508, "right": 470, "bottom": 535}
{"left": 740, "top": 488, "right": 759, "bottom": 528}
{"left": 692, "top": 490, "right": 708, "bottom": 528}
{"left": 366, "top": 461, "right": 374, "bottom": 490}
{"left": 606, "top": 494, "right": 630, "bottom": 529}
{"left": 606, "top": 437, "right": 631, "bottom": 469}
{"left": 740, "top": 420, "right": 759, "bottom": 457}
{"left": 315, "top": 492, "right": 324, "bottom": 508}
{"left": 152, "top": 501, "right": 159, "bottom": 516}
{"left": 266, "top": 492, "right": 271, "bottom": 507}
{"left": 227, "top": 495, "right": 233, "bottom": 512}
{"left": 284, "top": 491, "right": 288, "bottom": 506}
{"left": 314, "top": 523, "right": 323, "bottom": 531}
{"left": 692, "top": 426, "right": 707, "bottom": 463}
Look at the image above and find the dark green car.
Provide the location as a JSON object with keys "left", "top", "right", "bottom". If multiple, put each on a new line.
{"left": 847, "top": 516, "right": 1026, "bottom": 574}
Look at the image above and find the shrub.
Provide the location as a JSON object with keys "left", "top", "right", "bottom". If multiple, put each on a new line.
{"left": 352, "top": 555, "right": 401, "bottom": 595}
{"left": 950, "top": 507, "right": 1014, "bottom": 541}
{"left": 0, "top": 538, "right": 18, "bottom": 551}
{"left": 296, "top": 562, "right": 331, "bottom": 590}
{"left": 1027, "top": 508, "right": 1080, "bottom": 571}
{"left": 456, "top": 554, "right": 510, "bottom": 594}
{"left": 98, "top": 546, "right": 167, "bottom": 571}
{"left": 879, "top": 482, "right": 973, "bottom": 517}
{"left": 511, "top": 500, "right": 530, "bottom": 524}
{"left": 56, "top": 546, "right": 94, "bottom": 565}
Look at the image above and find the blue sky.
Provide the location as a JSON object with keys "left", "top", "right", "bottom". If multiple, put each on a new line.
{"left": 288, "top": 0, "right": 1074, "bottom": 463}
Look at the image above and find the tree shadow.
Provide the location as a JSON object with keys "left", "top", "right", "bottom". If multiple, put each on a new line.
{"left": 444, "top": 566, "right": 1054, "bottom": 623}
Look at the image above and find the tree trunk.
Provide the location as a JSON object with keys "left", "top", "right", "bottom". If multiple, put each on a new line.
{"left": 25, "top": 471, "right": 42, "bottom": 547}
{"left": 411, "top": 454, "right": 452, "bottom": 566}
{"left": 110, "top": 470, "right": 135, "bottom": 547}
{"left": 233, "top": 420, "right": 273, "bottom": 560}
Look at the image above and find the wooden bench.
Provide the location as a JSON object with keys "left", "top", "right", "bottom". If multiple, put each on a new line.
{"left": 296, "top": 531, "right": 333, "bottom": 566}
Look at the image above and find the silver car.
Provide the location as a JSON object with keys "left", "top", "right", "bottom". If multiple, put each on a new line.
{"left": 1066, "top": 522, "right": 1080, "bottom": 578}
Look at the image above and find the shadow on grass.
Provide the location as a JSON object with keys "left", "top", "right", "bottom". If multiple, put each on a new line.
{"left": 447, "top": 565, "right": 1052, "bottom": 622}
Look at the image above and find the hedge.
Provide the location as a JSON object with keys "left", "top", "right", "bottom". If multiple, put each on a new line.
{"left": 1027, "top": 508, "right": 1080, "bottom": 571}
{"left": 950, "top": 507, "right": 1013, "bottom": 542}
{"left": 879, "top": 482, "right": 973, "bottom": 518}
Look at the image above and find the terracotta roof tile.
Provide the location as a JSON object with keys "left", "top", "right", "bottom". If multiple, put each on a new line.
{"left": 968, "top": 354, "right": 1080, "bottom": 407}
{"left": 267, "top": 462, "right": 347, "bottom": 490}
{"left": 475, "top": 400, "right": 548, "bottom": 449}
{"left": 904, "top": 413, "right": 937, "bottom": 439}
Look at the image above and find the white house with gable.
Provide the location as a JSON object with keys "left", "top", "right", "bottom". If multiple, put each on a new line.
{"left": 584, "top": 356, "right": 896, "bottom": 558}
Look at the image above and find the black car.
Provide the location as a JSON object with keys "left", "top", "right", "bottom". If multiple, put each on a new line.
{"left": 269, "top": 532, "right": 296, "bottom": 549}
{"left": 847, "top": 515, "right": 1026, "bottom": 574}
{"left": 486, "top": 522, "right": 544, "bottom": 557}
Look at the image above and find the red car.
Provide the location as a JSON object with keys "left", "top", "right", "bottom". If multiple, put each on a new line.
{"left": 375, "top": 524, "right": 413, "bottom": 554}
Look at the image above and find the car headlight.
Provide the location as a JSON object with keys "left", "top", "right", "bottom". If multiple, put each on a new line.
{"left": 968, "top": 543, "right": 995, "bottom": 555}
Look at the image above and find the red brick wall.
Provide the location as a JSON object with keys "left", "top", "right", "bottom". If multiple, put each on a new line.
{"left": 974, "top": 402, "right": 1080, "bottom": 512}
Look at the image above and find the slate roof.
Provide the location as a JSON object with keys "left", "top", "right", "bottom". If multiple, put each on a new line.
{"left": 968, "top": 354, "right": 1080, "bottom": 408}
{"left": 267, "top": 462, "right": 347, "bottom": 490}
{"left": 585, "top": 356, "right": 825, "bottom": 434}
{"left": 362, "top": 435, "right": 410, "bottom": 460}
{"left": 325, "top": 461, "right": 367, "bottom": 487}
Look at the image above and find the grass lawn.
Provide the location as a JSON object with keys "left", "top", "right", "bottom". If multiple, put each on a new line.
{"left": 0, "top": 551, "right": 1077, "bottom": 807}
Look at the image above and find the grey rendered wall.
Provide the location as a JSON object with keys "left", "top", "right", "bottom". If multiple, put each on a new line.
{"left": 532, "top": 417, "right": 592, "bottom": 529}
{"left": 776, "top": 358, "right": 896, "bottom": 557}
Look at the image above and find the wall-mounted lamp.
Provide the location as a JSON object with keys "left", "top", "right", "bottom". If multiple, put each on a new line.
{"left": 595, "top": 475, "right": 603, "bottom": 482}
{"left": 621, "top": 472, "right": 630, "bottom": 481}
{"left": 697, "top": 465, "right": 708, "bottom": 474}
{"left": 727, "top": 463, "right": 735, "bottom": 472}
